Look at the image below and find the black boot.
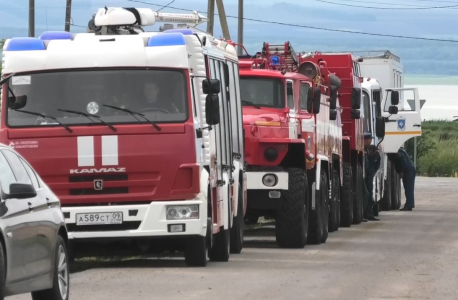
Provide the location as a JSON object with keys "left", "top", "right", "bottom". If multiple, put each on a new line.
{"left": 367, "top": 216, "right": 380, "bottom": 221}
{"left": 400, "top": 205, "right": 412, "bottom": 211}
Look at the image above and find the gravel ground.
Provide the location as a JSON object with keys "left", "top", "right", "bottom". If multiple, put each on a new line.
{"left": 9, "top": 177, "right": 458, "bottom": 300}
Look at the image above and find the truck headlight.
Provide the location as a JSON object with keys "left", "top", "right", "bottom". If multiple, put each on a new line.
{"left": 262, "top": 174, "right": 278, "bottom": 187}
{"left": 166, "top": 205, "right": 199, "bottom": 220}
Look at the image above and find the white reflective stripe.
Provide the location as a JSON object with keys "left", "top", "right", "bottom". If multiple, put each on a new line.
{"left": 102, "top": 136, "right": 118, "bottom": 166}
{"left": 77, "top": 136, "right": 94, "bottom": 167}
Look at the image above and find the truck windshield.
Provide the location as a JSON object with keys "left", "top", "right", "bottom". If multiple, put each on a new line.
{"left": 6, "top": 69, "right": 188, "bottom": 128}
{"left": 240, "top": 78, "right": 285, "bottom": 108}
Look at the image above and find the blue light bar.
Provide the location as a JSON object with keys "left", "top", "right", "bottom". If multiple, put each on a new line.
{"left": 147, "top": 33, "right": 186, "bottom": 47}
{"left": 271, "top": 55, "right": 281, "bottom": 66}
{"left": 39, "top": 31, "right": 73, "bottom": 41}
{"left": 164, "top": 29, "right": 193, "bottom": 36}
{"left": 5, "top": 38, "right": 46, "bottom": 51}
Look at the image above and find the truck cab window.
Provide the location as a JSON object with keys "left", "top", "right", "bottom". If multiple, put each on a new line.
{"left": 287, "top": 81, "right": 294, "bottom": 109}
{"left": 300, "top": 83, "right": 310, "bottom": 110}
{"left": 362, "top": 91, "right": 372, "bottom": 134}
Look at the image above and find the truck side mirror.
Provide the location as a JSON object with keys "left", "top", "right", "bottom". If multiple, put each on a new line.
{"left": 312, "top": 87, "right": 321, "bottom": 114}
{"left": 205, "top": 94, "right": 220, "bottom": 125}
{"left": 390, "top": 91, "right": 399, "bottom": 105}
{"left": 330, "top": 109, "right": 337, "bottom": 121}
{"left": 351, "top": 109, "right": 360, "bottom": 119}
{"left": 375, "top": 116, "right": 385, "bottom": 138}
{"left": 202, "top": 79, "right": 221, "bottom": 95}
{"left": 388, "top": 106, "right": 398, "bottom": 115}
{"left": 329, "top": 85, "right": 338, "bottom": 110}
{"left": 8, "top": 95, "right": 27, "bottom": 110}
{"left": 351, "top": 87, "right": 361, "bottom": 109}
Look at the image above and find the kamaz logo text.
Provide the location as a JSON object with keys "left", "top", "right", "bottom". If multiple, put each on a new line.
{"left": 70, "top": 168, "right": 126, "bottom": 174}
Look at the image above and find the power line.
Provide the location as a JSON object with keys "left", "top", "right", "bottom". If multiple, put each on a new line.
{"left": 127, "top": 0, "right": 458, "bottom": 43}
{"left": 314, "top": 0, "right": 458, "bottom": 9}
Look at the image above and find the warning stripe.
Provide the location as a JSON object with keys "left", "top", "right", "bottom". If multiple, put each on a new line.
{"left": 385, "top": 131, "right": 421, "bottom": 135}
{"left": 77, "top": 136, "right": 119, "bottom": 167}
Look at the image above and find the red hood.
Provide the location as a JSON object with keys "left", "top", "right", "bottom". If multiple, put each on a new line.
{"left": 2, "top": 124, "right": 199, "bottom": 206}
{"left": 242, "top": 106, "right": 290, "bottom": 167}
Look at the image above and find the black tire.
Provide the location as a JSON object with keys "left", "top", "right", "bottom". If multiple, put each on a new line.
{"left": 230, "top": 183, "right": 244, "bottom": 254}
{"left": 32, "top": 235, "right": 70, "bottom": 300}
{"left": 391, "top": 161, "right": 399, "bottom": 210}
{"left": 308, "top": 172, "right": 324, "bottom": 245}
{"left": 352, "top": 164, "right": 363, "bottom": 224}
{"left": 340, "top": 162, "right": 353, "bottom": 227}
{"left": 209, "top": 193, "right": 230, "bottom": 262}
{"left": 396, "top": 173, "right": 402, "bottom": 209}
{"left": 382, "top": 160, "right": 392, "bottom": 211}
{"left": 0, "top": 241, "right": 5, "bottom": 300}
{"left": 275, "top": 168, "right": 309, "bottom": 248}
{"left": 329, "top": 169, "right": 340, "bottom": 232}
{"left": 184, "top": 235, "right": 207, "bottom": 267}
{"left": 320, "top": 171, "right": 329, "bottom": 243}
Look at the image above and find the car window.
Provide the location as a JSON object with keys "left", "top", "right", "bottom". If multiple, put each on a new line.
{"left": 287, "top": 82, "right": 294, "bottom": 109}
{"left": 2, "top": 150, "right": 33, "bottom": 187}
{"left": 300, "top": 83, "right": 310, "bottom": 110}
{"left": 20, "top": 158, "right": 40, "bottom": 190}
{"left": 0, "top": 152, "right": 17, "bottom": 194}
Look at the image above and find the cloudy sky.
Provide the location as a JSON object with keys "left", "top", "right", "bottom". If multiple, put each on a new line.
{"left": 1, "top": 0, "right": 458, "bottom": 76}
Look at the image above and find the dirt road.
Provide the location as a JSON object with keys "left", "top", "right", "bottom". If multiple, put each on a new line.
{"left": 10, "top": 177, "right": 458, "bottom": 300}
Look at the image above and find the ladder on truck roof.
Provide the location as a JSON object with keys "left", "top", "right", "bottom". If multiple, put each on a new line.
{"left": 262, "top": 42, "right": 300, "bottom": 72}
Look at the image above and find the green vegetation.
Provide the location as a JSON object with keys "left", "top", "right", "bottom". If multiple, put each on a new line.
{"left": 405, "top": 120, "right": 458, "bottom": 177}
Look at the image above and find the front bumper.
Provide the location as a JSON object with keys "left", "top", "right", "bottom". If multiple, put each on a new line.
{"left": 63, "top": 200, "right": 206, "bottom": 239}
{"left": 246, "top": 171, "right": 289, "bottom": 190}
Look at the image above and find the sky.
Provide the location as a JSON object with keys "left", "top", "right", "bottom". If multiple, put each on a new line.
{"left": 1, "top": 0, "right": 458, "bottom": 76}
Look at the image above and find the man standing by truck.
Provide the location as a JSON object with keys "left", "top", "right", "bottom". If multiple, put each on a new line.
{"left": 392, "top": 147, "right": 416, "bottom": 211}
{"left": 364, "top": 133, "right": 381, "bottom": 221}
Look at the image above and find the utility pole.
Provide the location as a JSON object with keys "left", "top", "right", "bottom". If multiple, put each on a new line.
{"left": 65, "top": 0, "right": 72, "bottom": 32}
{"left": 237, "top": 0, "right": 243, "bottom": 56}
{"left": 207, "top": 0, "right": 215, "bottom": 35}
{"left": 215, "top": 0, "right": 231, "bottom": 40}
{"left": 28, "top": 0, "right": 35, "bottom": 37}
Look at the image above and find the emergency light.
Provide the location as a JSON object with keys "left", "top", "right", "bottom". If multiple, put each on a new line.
{"left": 271, "top": 55, "right": 281, "bottom": 66}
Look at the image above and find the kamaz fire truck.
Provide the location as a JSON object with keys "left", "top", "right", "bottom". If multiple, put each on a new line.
{"left": 233, "top": 42, "right": 343, "bottom": 247}
{"left": 0, "top": 7, "right": 247, "bottom": 267}
{"left": 358, "top": 51, "right": 422, "bottom": 212}
{"left": 306, "top": 53, "right": 365, "bottom": 226}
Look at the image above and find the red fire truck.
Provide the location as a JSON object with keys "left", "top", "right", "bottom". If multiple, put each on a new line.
{"left": 0, "top": 7, "right": 246, "bottom": 267}
{"left": 306, "top": 52, "right": 365, "bottom": 226}
{"left": 234, "top": 42, "right": 343, "bottom": 247}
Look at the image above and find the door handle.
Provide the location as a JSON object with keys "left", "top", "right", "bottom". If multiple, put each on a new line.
{"left": 413, "top": 124, "right": 421, "bottom": 127}
{"left": 27, "top": 202, "right": 34, "bottom": 211}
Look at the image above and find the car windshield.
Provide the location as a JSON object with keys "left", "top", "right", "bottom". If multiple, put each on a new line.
{"left": 6, "top": 69, "right": 188, "bottom": 127}
{"left": 240, "top": 77, "right": 285, "bottom": 108}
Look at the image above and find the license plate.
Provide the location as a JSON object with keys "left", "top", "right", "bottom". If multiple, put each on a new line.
{"left": 76, "top": 212, "right": 123, "bottom": 225}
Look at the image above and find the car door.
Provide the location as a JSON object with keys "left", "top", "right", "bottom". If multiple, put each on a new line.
{"left": 2, "top": 149, "right": 51, "bottom": 281}
{"left": 0, "top": 150, "right": 36, "bottom": 285}
{"left": 20, "top": 156, "right": 57, "bottom": 278}
{"left": 381, "top": 88, "right": 422, "bottom": 153}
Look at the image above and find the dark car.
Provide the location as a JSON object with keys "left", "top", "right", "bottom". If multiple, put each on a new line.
{"left": 0, "top": 144, "right": 69, "bottom": 300}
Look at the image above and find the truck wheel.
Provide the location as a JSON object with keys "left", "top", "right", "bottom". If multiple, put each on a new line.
{"left": 340, "top": 162, "right": 353, "bottom": 227}
{"left": 352, "top": 164, "right": 363, "bottom": 224}
{"left": 396, "top": 173, "right": 402, "bottom": 209}
{"left": 275, "top": 168, "right": 309, "bottom": 248}
{"left": 230, "top": 183, "right": 244, "bottom": 254}
{"left": 209, "top": 203, "right": 230, "bottom": 262}
{"left": 308, "top": 172, "right": 324, "bottom": 245}
{"left": 329, "top": 169, "right": 340, "bottom": 232}
{"left": 320, "top": 171, "right": 329, "bottom": 243}
{"left": 390, "top": 161, "right": 401, "bottom": 210}
{"left": 382, "top": 160, "right": 392, "bottom": 211}
{"left": 184, "top": 235, "right": 207, "bottom": 267}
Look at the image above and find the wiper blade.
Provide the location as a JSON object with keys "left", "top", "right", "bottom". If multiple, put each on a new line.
{"left": 58, "top": 109, "right": 116, "bottom": 132}
{"left": 102, "top": 105, "right": 161, "bottom": 131}
{"left": 14, "top": 109, "right": 72, "bottom": 133}
{"left": 242, "top": 100, "right": 261, "bottom": 109}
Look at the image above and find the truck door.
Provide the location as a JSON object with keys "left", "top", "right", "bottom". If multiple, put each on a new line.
{"left": 381, "top": 88, "right": 422, "bottom": 153}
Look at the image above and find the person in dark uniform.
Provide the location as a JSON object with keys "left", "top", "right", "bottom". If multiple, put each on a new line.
{"left": 392, "top": 147, "right": 416, "bottom": 211}
{"left": 364, "top": 133, "right": 381, "bottom": 221}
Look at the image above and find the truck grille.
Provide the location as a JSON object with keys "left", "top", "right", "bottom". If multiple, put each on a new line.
{"left": 69, "top": 174, "right": 128, "bottom": 182}
{"left": 69, "top": 187, "right": 128, "bottom": 195}
{"left": 67, "top": 222, "right": 141, "bottom": 232}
